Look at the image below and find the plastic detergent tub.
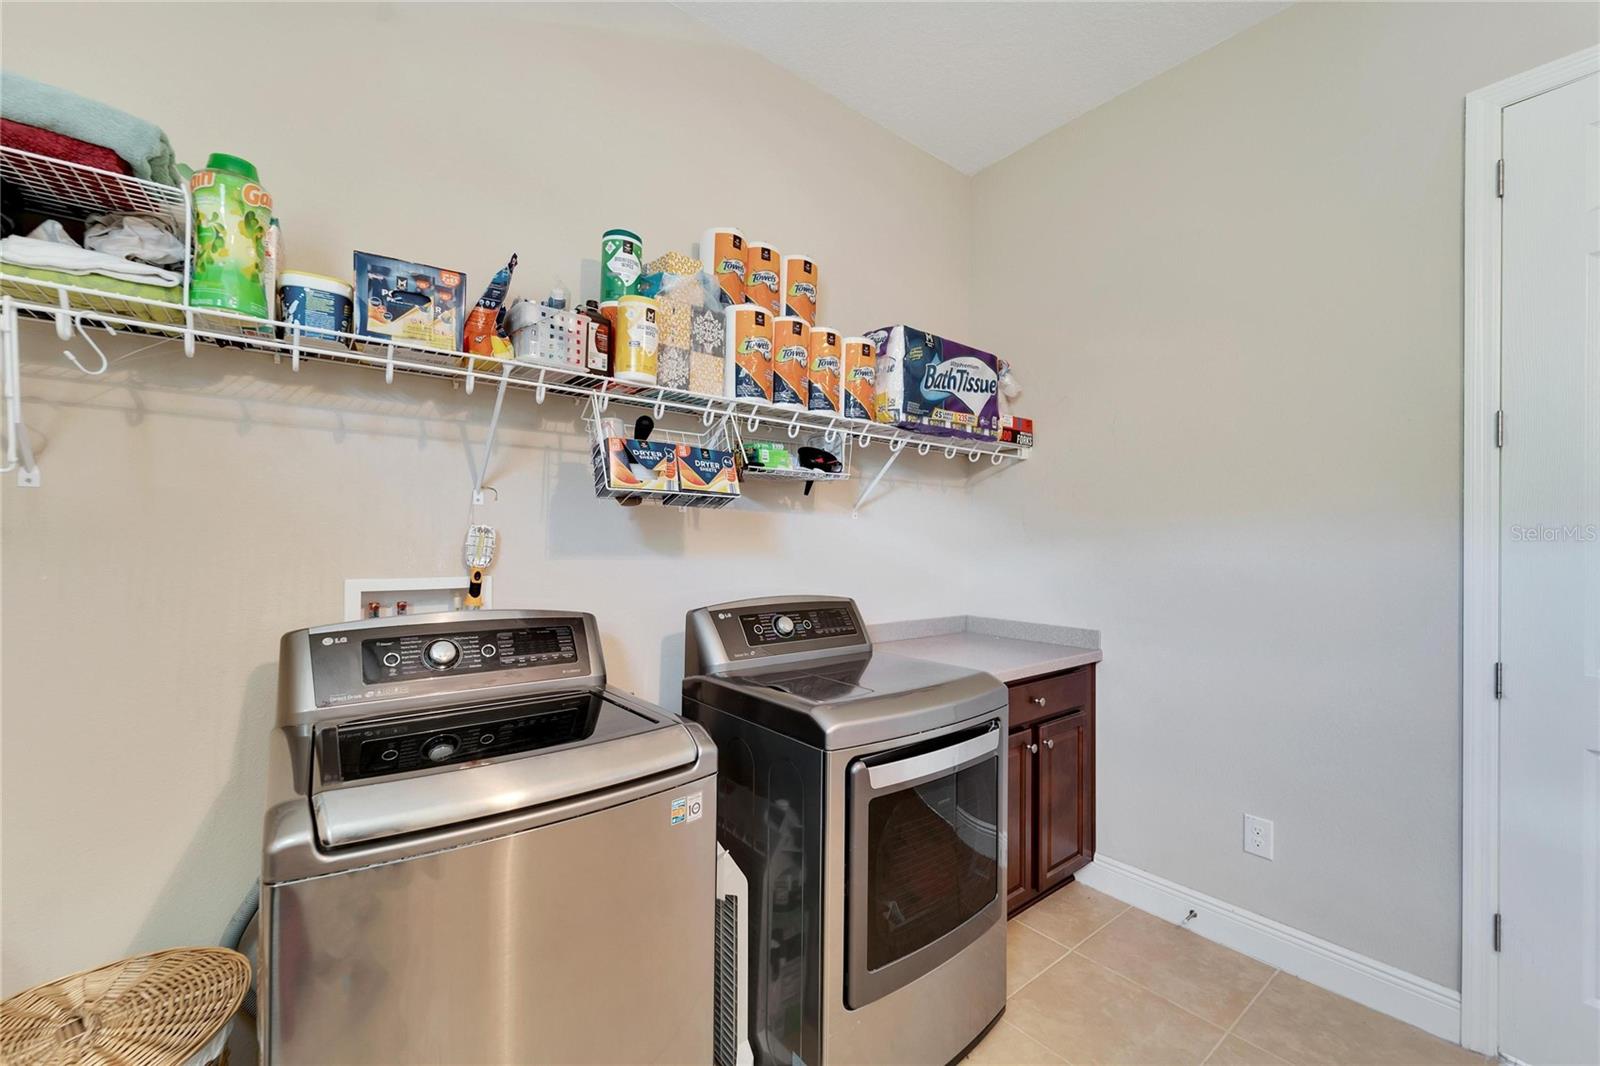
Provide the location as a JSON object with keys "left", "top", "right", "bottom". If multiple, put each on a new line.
{"left": 278, "top": 271, "right": 354, "bottom": 348}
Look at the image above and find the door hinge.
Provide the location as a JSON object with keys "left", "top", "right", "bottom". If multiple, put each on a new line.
{"left": 1495, "top": 409, "right": 1504, "bottom": 448}
{"left": 1496, "top": 159, "right": 1505, "bottom": 198}
{"left": 1493, "top": 912, "right": 1501, "bottom": 952}
{"left": 1494, "top": 662, "right": 1503, "bottom": 700}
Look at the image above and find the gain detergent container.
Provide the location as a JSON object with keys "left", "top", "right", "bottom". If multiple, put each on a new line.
{"left": 189, "top": 153, "right": 273, "bottom": 317}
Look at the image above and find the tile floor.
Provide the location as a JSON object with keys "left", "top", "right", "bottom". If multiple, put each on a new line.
{"left": 966, "top": 884, "right": 1491, "bottom": 1066}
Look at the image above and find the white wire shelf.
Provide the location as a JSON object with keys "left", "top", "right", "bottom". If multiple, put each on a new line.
{"left": 0, "top": 140, "right": 1028, "bottom": 486}
{"left": 741, "top": 424, "right": 853, "bottom": 482}
{"left": 0, "top": 146, "right": 188, "bottom": 224}
{"left": 741, "top": 465, "right": 851, "bottom": 482}
{"left": 0, "top": 275, "right": 1032, "bottom": 464}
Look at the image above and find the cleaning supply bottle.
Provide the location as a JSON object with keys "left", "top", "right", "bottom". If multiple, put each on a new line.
{"left": 188, "top": 153, "right": 272, "bottom": 317}
{"left": 581, "top": 299, "right": 612, "bottom": 377}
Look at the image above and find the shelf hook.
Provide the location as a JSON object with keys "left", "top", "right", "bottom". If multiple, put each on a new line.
{"left": 701, "top": 405, "right": 715, "bottom": 427}
{"left": 890, "top": 436, "right": 907, "bottom": 454}
{"left": 746, "top": 407, "right": 760, "bottom": 432}
{"left": 825, "top": 418, "right": 840, "bottom": 444}
{"left": 463, "top": 360, "right": 475, "bottom": 394}
{"left": 61, "top": 317, "right": 110, "bottom": 376}
{"left": 535, "top": 367, "right": 548, "bottom": 404}
{"left": 917, "top": 441, "right": 931, "bottom": 456}
{"left": 968, "top": 449, "right": 981, "bottom": 463}
{"left": 653, "top": 398, "right": 666, "bottom": 419}
{"left": 991, "top": 451, "right": 1005, "bottom": 466}
{"left": 787, "top": 412, "right": 802, "bottom": 439}
{"left": 944, "top": 445, "right": 958, "bottom": 459}
{"left": 183, "top": 311, "right": 195, "bottom": 357}
{"left": 857, "top": 430, "right": 871, "bottom": 449}
{"left": 289, "top": 325, "right": 302, "bottom": 373}
{"left": 598, "top": 379, "right": 611, "bottom": 412}
{"left": 384, "top": 343, "right": 396, "bottom": 384}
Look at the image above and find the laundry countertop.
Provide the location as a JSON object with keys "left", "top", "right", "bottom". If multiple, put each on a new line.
{"left": 869, "top": 615, "right": 1102, "bottom": 684}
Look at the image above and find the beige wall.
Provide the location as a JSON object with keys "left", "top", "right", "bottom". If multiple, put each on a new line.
{"left": 4, "top": 0, "right": 1595, "bottom": 1005}
{"left": 972, "top": 2, "right": 1597, "bottom": 987}
{"left": 0, "top": 2, "right": 1001, "bottom": 994}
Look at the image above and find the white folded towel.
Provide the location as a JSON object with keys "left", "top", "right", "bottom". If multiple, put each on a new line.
{"left": 0, "top": 233, "right": 182, "bottom": 287}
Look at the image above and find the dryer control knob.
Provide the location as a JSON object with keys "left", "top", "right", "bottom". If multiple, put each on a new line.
{"left": 424, "top": 639, "right": 460, "bottom": 668}
{"left": 774, "top": 615, "right": 796, "bottom": 637}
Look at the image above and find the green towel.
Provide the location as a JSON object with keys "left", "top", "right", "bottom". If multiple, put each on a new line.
{"left": 0, "top": 71, "right": 181, "bottom": 187}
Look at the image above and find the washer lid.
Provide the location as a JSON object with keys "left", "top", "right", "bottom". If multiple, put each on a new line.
{"left": 310, "top": 690, "right": 697, "bottom": 847}
{"left": 684, "top": 650, "right": 1006, "bottom": 749}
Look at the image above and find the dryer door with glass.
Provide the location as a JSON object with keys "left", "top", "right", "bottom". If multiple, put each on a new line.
{"left": 844, "top": 720, "right": 1003, "bottom": 1008}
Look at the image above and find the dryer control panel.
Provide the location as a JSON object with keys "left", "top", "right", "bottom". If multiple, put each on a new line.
{"left": 686, "top": 596, "right": 869, "bottom": 671}
{"left": 738, "top": 605, "right": 859, "bottom": 646}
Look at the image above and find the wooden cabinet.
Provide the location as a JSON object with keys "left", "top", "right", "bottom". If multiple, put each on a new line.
{"left": 1006, "top": 728, "right": 1036, "bottom": 910}
{"left": 1006, "top": 664, "right": 1095, "bottom": 914}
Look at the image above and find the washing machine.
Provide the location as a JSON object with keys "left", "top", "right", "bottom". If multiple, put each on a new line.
{"left": 683, "top": 596, "right": 1008, "bottom": 1066}
{"left": 261, "top": 610, "right": 717, "bottom": 1065}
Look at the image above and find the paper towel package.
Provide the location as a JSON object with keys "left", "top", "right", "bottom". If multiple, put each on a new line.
{"left": 866, "top": 324, "right": 1001, "bottom": 440}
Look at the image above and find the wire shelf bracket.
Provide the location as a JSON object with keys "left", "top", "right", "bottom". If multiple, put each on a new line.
{"left": 852, "top": 444, "right": 904, "bottom": 518}
{"left": 472, "top": 363, "right": 515, "bottom": 506}
{"left": 1, "top": 295, "right": 41, "bottom": 487}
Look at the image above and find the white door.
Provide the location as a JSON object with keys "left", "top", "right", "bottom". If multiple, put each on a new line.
{"left": 1499, "top": 70, "right": 1600, "bottom": 1066}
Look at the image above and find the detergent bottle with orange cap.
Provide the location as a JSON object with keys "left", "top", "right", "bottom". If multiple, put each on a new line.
{"left": 188, "top": 152, "right": 273, "bottom": 318}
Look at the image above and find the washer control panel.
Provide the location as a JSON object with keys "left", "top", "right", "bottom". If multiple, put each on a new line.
{"left": 303, "top": 613, "right": 596, "bottom": 710}
{"left": 360, "top": 625, "right": 577, "bottom": 684}
{"left": 739, "top": 605, "right": 859, "bottom": 646}
{"left": 334, "top": 692, "right": 600, "bottom": 780}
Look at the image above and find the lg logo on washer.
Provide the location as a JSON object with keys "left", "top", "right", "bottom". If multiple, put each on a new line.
{"left": 320, "top": 635, "right": 349, "bottom": 646}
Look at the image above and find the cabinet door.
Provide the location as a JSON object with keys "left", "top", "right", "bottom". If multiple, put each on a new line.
{"left": 1006, "top": 728, "right": 1036, "bottom": 911}
{"left": 1037, "top": 711, "right": 1091, "bottom": 889}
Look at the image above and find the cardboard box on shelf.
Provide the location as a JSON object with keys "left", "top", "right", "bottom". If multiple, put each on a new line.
{"left": 866, "top": 324, "right": 1001, "bottom": 440}
{"left": 354, "top": 251, "right": 467, "bottom": 353}
{"left": 1000, "top": 415, "right": 1034, "bottom": 447}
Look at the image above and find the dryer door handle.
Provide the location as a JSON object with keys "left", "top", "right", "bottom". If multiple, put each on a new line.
{"left": 862, "top": 726, "right": 1000, "bottom": 792}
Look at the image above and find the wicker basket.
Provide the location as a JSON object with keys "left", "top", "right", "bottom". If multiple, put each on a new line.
{"left": 0, "top": 948, "right": 250, "bottom": 1066}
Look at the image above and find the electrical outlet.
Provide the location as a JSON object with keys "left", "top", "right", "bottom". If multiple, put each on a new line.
{"left": 1244, "top": 814, "right": 1274, "bottom": 860}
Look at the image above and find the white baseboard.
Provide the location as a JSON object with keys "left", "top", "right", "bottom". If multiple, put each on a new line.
{"left": 1075, "top": 856, "right": 1462, "bottom": 1044}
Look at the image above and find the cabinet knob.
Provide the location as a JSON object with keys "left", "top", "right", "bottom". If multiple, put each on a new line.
{"left": 1031, "top": 696, "right": 1047, "bottom": 706}
{"left": 1028, "top": 743, "right": 1039, "bottom": 754}
{"left": 1044, "top": 738, "right": 1055, "bottom": 749}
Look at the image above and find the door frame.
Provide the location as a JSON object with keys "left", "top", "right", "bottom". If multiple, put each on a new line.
{"left": 1460, "top": 44, "right": 1599, "bottom": 1056}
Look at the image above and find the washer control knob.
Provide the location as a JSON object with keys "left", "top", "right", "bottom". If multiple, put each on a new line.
{"left": 774, "top": 615, "right": 796, "bottom": 637}
{"left": 424, "top": 735, "right": 459, "bottom": 762}
{"left": 424, "top": 639, "right": 460, "bottom": 668}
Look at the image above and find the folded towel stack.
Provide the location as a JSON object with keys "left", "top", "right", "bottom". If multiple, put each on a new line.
{"left": 0, "top": 117, "right": 131, "bottom": 176}
{"left": 0, "top": 232, "right": 181, "bottom": 288}
{"left": 0, "top": 71, "right": 181, "bottom": 187}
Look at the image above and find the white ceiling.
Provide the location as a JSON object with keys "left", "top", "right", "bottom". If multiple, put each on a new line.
{"left": 677, "top": 2, "right": 1289, "bottom": 174}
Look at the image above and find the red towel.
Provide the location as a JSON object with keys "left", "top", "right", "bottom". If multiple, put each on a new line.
{"left": 1, "top": 117, "right": 132, "bottom": 176}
